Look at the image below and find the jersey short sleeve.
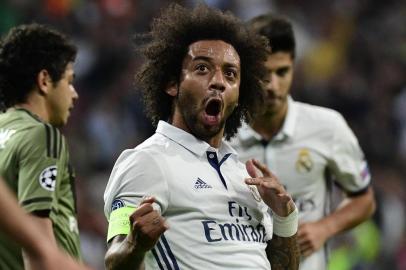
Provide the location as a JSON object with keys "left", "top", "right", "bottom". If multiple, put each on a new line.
{"left": 328, "top": 114, "right": 371, "bottom": 194}
{"left": 104, "top": 148, "right": 170, "bottom": 240}
{"left": 17, "top": 124, "right": 61, "bottom": 213}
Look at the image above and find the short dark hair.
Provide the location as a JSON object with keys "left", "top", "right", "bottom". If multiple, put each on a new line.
{"left": 0, "top": 23, "right": 77, "bottom": 109}
{"left": 136, "top": 4, "right": 269, "bottom": 139}
{"left": 248, "top": 14, "right": 296, "bottom": 58}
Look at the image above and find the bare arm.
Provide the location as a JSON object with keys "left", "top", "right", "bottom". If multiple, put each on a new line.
{"left": 105, "top": 235, "right": 146, "bottom": 270}
{"left": 267, "top": 234, "right": 300, "bottom": 270}
{"left": 298, "top": 186, "right": 376, "bottom": 257}
{"left": 23, "top": 216, "right": 56, "bottom": 270}
{"left": 105, "top": 197, "right": 168, "bottom": 270}
{"left": 0, "top": 180, "right": 49, "bottom": 252}
{"left": 0, "top": 178, "right": 89, "bottom": 270}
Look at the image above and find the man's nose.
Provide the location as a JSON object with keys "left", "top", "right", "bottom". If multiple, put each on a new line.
{"left": 72, "top": 86, "right": 79, "bottom": 100}
{"left": 265, "top": 73, "right": 278, "bottom": 91}
{"left": 209, "top": 69, "right": 226, "bottom": 92}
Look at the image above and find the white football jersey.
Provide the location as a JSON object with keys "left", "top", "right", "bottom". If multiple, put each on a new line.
{"left": 104, "top": 121, "right": 274, "bottom": 269}
{"left": 231, "top": 97, "right": 371, "bottom": 270}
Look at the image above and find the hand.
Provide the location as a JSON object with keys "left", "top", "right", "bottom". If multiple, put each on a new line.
{"left": 298, "top": 221, "right": 329, "bottom": 257}
{"left": 245, "top": 159, "right": 295, "bottom": 217}
{"left": 127, "top": 197, "right": 168, "bottom": 252}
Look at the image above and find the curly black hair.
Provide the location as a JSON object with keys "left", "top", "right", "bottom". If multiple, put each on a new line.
{"left": 136, "top": 4, "right": 269, "bottom": 139}
{"left": 248, "top": 14, "right": 296, "bottom": 59}
{"left": 0, "top": 23, "right": 77, "bottom": 109}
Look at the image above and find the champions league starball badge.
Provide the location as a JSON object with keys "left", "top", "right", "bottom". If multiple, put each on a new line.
{"left": 39, "top": 165, "right": 57, "bottom": 191}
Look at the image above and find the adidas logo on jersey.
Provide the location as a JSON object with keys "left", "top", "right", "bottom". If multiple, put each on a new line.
{"left": 194, "top": 178, "right": 212, "bottom": 189}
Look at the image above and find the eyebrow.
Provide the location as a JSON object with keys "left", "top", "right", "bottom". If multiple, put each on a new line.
{"left": 192, "top": 56, "right": 239, "bottom": 69}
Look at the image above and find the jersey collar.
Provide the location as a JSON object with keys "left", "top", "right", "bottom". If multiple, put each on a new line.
{"left": 238, "top": 96, "right": 297, "bottom": 145}
{"left": 11, "top": 107, "right": 44, "bottom": 123}
{"left": 156, "top": 120, "right": 237, "bottom": 158}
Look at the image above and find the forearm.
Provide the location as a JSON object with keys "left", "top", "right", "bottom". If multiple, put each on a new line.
{"left": 105, "top": 235, "right": 146, "bottom": 270}
{"left": 23, "top": 216, "right": 56, "bottom": 270}
{"left": 320, "top": 187, "right": 376, "bottom": 237}
{"left": 266, "top": 234, "right": 300, "bottom": 270}
{"left": 0, "top": 180, "right": 45, "bottom": 253}
{"left": 266, "top": 206, "right": 299, "bottom": 269}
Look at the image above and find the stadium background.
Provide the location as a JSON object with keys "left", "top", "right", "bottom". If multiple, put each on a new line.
{"left": 0, "top": 0, "right": 405, "bottom": 269}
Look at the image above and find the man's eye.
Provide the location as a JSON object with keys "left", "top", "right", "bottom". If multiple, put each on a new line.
{"left": 225, "top": 70, "right": 236, "bottom": 78}
{"left": 276, "top": 68, "right": 289, "bottom": 76}
{"left": 196, "top": 64, "right": 208, "bottom": 72}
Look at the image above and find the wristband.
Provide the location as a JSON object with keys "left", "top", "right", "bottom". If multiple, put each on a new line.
{"left": 272, "top": 207, "right": 298, "bottom": 237}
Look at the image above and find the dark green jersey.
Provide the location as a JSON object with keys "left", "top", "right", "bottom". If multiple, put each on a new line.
{"left": 0, "top": 108, "right": 81, "bottom": 269}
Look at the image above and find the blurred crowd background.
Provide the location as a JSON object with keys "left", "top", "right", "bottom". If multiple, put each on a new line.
{"left": 1, "top": 0, "right": 405, "bottom": 269}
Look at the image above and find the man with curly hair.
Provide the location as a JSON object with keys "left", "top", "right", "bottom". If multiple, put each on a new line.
{"left": 0, "top": 24, "right": 81, "bottom": 269}
{"left": 104, "top": 4, "right": 300, "bottom": 270}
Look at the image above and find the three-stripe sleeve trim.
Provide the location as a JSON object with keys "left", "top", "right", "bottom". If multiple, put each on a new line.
{"left": 161, "top": 235, "right": 180, "bottom": 269}
{"left": 44, "top": 124, "right": 62, "bottom": 158}
{"left": 151, "top": 248, "right": 165, "bottom": 270}
{"left": 21, "top": 197, "right": 53, "bottom": 206}
{"left": 152, "top": 235, "right": 180, "bottom": 270}
{"left": 45, "top": 124, "right": 51, "bottom": 157}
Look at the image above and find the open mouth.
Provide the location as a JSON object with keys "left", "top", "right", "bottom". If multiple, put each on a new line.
{"left": 202, "top": 98, "right": 222, "bottom": 126}
{"left": 205, "top": 98, "right": 222, "bottom": 116}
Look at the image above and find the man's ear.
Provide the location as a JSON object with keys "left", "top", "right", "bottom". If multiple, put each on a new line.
{"left": 165, "top": 81, "right": 178, "bottom": 97}
{"left": 36, "top": 69, "right": 52, "bottom": 96}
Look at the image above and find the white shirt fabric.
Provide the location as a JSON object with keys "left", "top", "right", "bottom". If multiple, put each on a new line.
{"left": 230, "top": 97, "right": 371, "bottom": 270}
{"left": 104, "top": 121, "right": 274, "bottom": 270}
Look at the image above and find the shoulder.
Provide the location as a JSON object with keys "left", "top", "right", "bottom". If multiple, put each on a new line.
{"left": 293, "top": 101, "right": 350, "bottom": 134}
{"left": 294, "top": 101, "right": 345, "bottom": 125}
{"left": 112, "top": 134, "right": 169, "bottom": 175}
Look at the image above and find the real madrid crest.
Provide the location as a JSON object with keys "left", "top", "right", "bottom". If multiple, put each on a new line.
{"left": 295, "top": 148, "right": 313, "bottom": 173}
{"left": 248, "top": 185, "right": 262, "bottom": 202}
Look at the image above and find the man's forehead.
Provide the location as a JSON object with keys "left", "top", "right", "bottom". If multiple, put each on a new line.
{"left": 187, "top": 40, "right": 240, "bottom": 65}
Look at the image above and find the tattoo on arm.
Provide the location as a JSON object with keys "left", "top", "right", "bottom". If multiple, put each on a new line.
{"left": 266, "top": 233, "right": 300, "bottom": 270}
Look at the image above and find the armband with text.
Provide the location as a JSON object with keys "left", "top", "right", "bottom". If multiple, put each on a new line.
{"left": 107, "top": 206, "right": 136, "bottom": 242}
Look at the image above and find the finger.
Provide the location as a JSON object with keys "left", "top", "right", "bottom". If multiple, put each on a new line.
{"left": 297, "top": 234, "right": 308, "bottom": 245}
{"left": 245, "top": 177, "right": 262, "bottom": 186}
{"left": 277, "top": 193, "right": 293, "bottom": 203}
{"left": 300, "top": 245, "right": 314, "bottom": 258}
{"left": 245, "top": 159, "right": 259, "bottom": 178}
{"left": 260, "top": 180, "right": 282, "bottom": 190}
{"left": 251, "top": 159, "right": 272, "bottom": 177}
{"left": 148, "top": 219, "right": 169, "bottom": 236}
{"left": 133, "top": 211, "right": 165, "bottom": 229}
{"left": 297, "top": 223, "right": 309, "bottom": 237}
{"left": 140, "top": 196, "right": 156, "bottom": 205}
{"left": 298, "top": 238, "right": 312, "bottom": 251}
{"left": 133, "top": 213, "right": 168, "bottom": 238}
{"left": 129, "top": 203, "right": 154, "bottom": 223}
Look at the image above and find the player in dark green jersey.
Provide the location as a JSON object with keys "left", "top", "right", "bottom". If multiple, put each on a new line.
{"left": 0, "top": 23, "right": 81, "bottom": 269}
{"left": 0, "top": 178, "right": 89, "bottom": 270}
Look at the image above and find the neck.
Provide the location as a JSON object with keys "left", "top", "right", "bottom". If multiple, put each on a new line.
{"left": 14, "top": 93, "right": 49, "bottom": 123}
{"left": 251, "top": 103, "right": 288, "bottom": 141}
{"left": 204, "top": 131, "right": 224, "bottom": 149}
{"left": 170, "top": 106, "right": 224, "bottom": 149}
